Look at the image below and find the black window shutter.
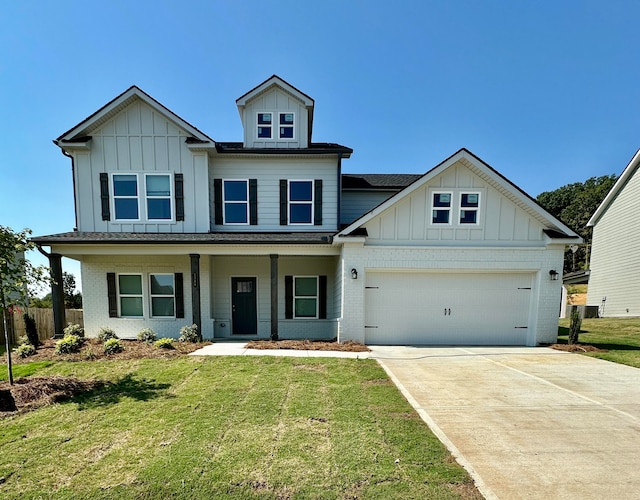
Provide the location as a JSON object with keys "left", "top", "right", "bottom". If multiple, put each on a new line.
{"left": 285, "top": 275, "right": 293, "bottom": 319}
{"left": 100, "top": 173, "right": 111, "bottom": 221}
{"left": 249, "top": 179, "right": 258, "bottom": 225}
{"left": 175, "top": 272, "right": 184, "bottom": 318}
{"left": 314, "top": 179, "right": 323, "bottom": 226}
{"left": 280, "top": 179, "right": 288, "bottom": 225}
{"left": 107, "top": 272, "right": 117, "bottom": 317}
{"left": 318, "top": 275, "right": 327, "bottom": 319}
{"left": 214, "top": 178, "right": 223, "bottom": 225}
{"left": 175, "top": 174, "right": 184, "bottom": 221}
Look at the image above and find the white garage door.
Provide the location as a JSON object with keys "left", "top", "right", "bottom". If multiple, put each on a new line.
{"left": 364, "top": 272, "right": 532, "bottom": 345}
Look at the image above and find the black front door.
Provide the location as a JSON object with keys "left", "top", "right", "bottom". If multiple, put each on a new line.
{"left": 231, "top": 277, "right": 257, "bottom": 335}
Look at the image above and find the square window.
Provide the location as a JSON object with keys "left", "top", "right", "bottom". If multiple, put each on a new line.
{"left": 461, "top": 193, "right": 479, "bottom": 207}
{"left": 114, "top": 198, "right": 139, "bottom": 220}
{"left": 289, "top": 181, "right": 312, "bottom": 201}
{"left": 258, "top": 113, "right": 272, "bottom": 124}
{"left": 280, "top": 113, "right": 294, "bottom": 124}
{"left": 280, "top": 127, "right": 294, "bottom": 139}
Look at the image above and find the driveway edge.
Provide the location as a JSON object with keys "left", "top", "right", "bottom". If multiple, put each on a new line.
{"left": 376, "top": 358, "right": 497, "bottom": 500}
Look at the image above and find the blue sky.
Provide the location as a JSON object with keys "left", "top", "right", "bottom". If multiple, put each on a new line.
{"left": 1, "top": 0, "right": 639, "bottom": 289}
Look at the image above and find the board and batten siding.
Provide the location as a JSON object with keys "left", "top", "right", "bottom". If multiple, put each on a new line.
{"left": 587, "top": 166, "right": 640, "bottom": 316}
{"left": 241, "top": 87, "right": 309, "bottom": 148}
{"left": 74, "top": 100, "right": 210, "bottom": 233}
{"left": 363, "top": 161, "right": 546, "bottom": 246}
{"left": 340, "top": 190, "right": 397, "bottom": 225}
{"left": 209, "top": 157, "right": 339, "bottom": 231}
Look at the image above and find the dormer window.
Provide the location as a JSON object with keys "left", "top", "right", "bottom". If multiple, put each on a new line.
{"left": 279, "top": 113, "right": 295, "bottom": 139}
{"left": 257, "top": 113, "right": 272, "bottom": 139}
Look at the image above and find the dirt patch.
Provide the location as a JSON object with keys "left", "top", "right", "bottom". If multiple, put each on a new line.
{"left": 0, "top": 376, "right": 104, "bottom": 415}
{"left": 6, "top": 338, "right": 209, "bottom": 364}
{"left": 551, "top": 343, "right": 607, "bottom": 353}
{"left": 245, "top": 339, "right": 369, "bottom": 352}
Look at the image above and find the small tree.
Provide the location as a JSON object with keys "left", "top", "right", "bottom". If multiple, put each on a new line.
{"left": 0, "top": 226, "right": 49, "bottom": 384}
{"left": 569, "top": 307, "right": 582, "bottom": 345}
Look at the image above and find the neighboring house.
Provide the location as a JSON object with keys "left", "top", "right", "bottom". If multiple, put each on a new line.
{"left": 33, "top": 75, "right": 580, "bottom": 345}
{"left": 586, "top": 149, "right": 640, "bottom": 317}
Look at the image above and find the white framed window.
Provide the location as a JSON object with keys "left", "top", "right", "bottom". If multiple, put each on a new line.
{"left": 431, "top": 191, "right": 452, "bottom": 224}
{"left": 294, "top": 276, "right": 318, "bottom": 318}
{"left": 288, "top": 180, "right": 313, "bottom": 224}
{"left": 112, "top": 174, "right": 140, "bottom": 221}
{"left": 257, "top": 112, "right": 272, "bottom": 139}
{"left": 149, "top": 274, "right": 175, "bottom": 317}
{"left": 118, "top": 274, "right": 144, "bottom": 317}
{"left": 223, "top": 179, "right": 249, "bottom": 224}
{"left": 145, "top": 174, "right": 173, "bottom": 220}
{"left": 459, "top": 192, "right": 480, "bottom": 224}
{"left": 279, "top": 112, "right": 295, "bottom": 139}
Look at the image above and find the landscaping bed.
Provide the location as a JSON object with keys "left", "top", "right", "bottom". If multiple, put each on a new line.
{"left": 246, "top": 339, "right": 369, "bottom": 352}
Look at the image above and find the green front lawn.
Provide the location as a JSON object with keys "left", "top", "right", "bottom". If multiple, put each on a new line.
{"left": 558, "top": 317, "right": 640, "bottom": 368}
{"left": 0, "top": 356, "right": 478, "bottom": 499}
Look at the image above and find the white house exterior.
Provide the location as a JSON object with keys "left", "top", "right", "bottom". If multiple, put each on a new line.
{"left": 587, "top": 149, "right": 640, "bottom": 317}
{"left": 34, "top": 76, "right": 580, "bottom": 345}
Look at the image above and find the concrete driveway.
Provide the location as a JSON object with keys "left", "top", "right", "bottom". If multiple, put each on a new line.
{"left": 370, "top": 346, "right": 640, "bottom": 500}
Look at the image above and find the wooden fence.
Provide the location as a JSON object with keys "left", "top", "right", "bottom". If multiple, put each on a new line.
{"left": 1, "top": 308, "right": 84, "bottom": 345}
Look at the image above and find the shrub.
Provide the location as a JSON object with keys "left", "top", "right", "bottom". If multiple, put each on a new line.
{"left": 63, "top": 323, "right": 84, "bottom": 338}
{"left": 14, "top": 343, "right": 36, "bottom": 358}
{"left": 178, "top": 324, "right": 199, "bottom": 343}
{"left": 137, "top": 328, "right": 157, "bottom": 343}
{"left": 55, "top": 334, "right": 85, "bottom": 354}
{"left": 155, "top": 337, "right": 174, "bottom": 349}
{"left": 97, "top": 327, "right": 118, "bottom": 341}
{"left": 23, "top": 313, "right": 39, "bottom": 347}
{"left": 103, "top": 338, "right": 124, "bottom": 354}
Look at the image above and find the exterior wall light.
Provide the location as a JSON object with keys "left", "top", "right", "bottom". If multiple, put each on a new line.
{"left": 549, "top": 270, "right": 559, "bottom": 281}
{"left": 351, "top": 268, "right": 358, "bottom": 279}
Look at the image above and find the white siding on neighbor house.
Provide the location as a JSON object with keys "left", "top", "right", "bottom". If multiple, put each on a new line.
{"left": 80, "top": 254, "right": 212, "bottom": 339}
{"left": 587, "top": 167, "right": 640, "bottom": 316}
{"left": 337, "top": 243, "right": 565, "bottom": 346}
{"left": 241, "top": 87, "right": 309, "bottom": 148}
{"left": 74, "top": 100, "right": 210, "bottom": 233}
{"left": 362, "top": 161, "right": 546, "bottom": 246}
{"left": 209, "top": 255, "right": 338, "bottom": 339}
{"left": 209, "top": 157, "right": 339, "bottom": 231}
{"left": 340, "top": 190, "right": 397, "bottom": 225}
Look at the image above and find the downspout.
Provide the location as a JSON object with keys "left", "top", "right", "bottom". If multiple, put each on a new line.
{"left": 55, "top": 141, "right": 79, "bottom": 231}
{"left": 337, "top": 153, "right": 342, "bottom": 230}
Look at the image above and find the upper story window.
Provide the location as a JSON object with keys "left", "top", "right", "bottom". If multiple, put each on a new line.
{"left": 289, "top": 180, "right": 313, "bottom": 224}
{"left": 432, "top": 192, "right": 452, "bottom": 224}
{"left": 146, "top": 174, "right": 172, "bottom": 220}
{"left": 460, "top": 192, "right": 480, "bottom": 224}
{"left": 111, "top": 173, "right": 173, "bottom": 222}
{"left": 113, "top": 174, "right": 139, "bottom": 220}
{"left": 257, "top": 113, "right": 272, "bottom": 139}
{"left": 279, "top": 113, "right": 295, "bottom": 139}
{"left": 223, "top": 180, "right": 249, "bottom": 224}
{"left": 149, "top": 274, "right": 175, "bottom": 317}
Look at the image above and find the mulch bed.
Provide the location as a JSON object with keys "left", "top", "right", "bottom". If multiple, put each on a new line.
{"left": 245, "top": 339, "right": 370, "bottom": 352}
{"left": 551, "top": 343, "right": 607, "bottom": 353}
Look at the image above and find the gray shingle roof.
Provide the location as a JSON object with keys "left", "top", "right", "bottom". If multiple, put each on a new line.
{"left": 32, "top": 232, "right": 335, "bottom": 245}
{"left": 341, "top": 174, "right": 422, "bottom": 190}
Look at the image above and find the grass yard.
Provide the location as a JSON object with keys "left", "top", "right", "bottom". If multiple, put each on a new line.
{"left": 0, "top": 356, "right": 479, "bottom": 499}
{"left": 558, "top": 317, "right": 640, "bottom": 368}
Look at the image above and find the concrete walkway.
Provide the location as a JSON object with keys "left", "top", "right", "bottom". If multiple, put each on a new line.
{"left": 191, "top": 343, "right": 640, "bottom": 499}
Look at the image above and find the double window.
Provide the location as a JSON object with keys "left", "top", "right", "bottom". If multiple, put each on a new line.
{"left": 256, "top": 112, "right": 295, "bottom": 140}
{"left": 112, "top": 173, "right": 173, "bottom": 221}
{"left": 431, "top": 191, "right": 481, "bottom": 225}
{"left": 115, "top": 273, "right": 176, "bottom": 318}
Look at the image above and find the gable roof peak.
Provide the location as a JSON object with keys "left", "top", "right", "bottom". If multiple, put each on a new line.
{"left": 236, "top": 75, "right": 314, "bottom": 108}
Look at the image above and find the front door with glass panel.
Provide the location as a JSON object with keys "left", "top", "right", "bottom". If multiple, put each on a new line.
{"left": 231, "top": 277, "right": 257, "bottom": 335}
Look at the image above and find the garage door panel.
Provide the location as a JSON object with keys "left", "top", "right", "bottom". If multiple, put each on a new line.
{"left": 365, "top": 272, "right": 531, "bottom": 345}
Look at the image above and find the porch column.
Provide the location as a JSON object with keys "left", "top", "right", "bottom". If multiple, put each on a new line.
{"left": 270, "top": 254, "right": 278, "bottom": 340}
{"left": 189, "top": 254, "right": 202, "bottom": 340}
{"left": 49, "top": 253, "right": 66, "bottom": 338}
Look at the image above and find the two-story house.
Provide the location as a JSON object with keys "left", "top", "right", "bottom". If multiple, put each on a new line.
{"left": 34, "top": 75, "right": 580, "bottom": 346}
